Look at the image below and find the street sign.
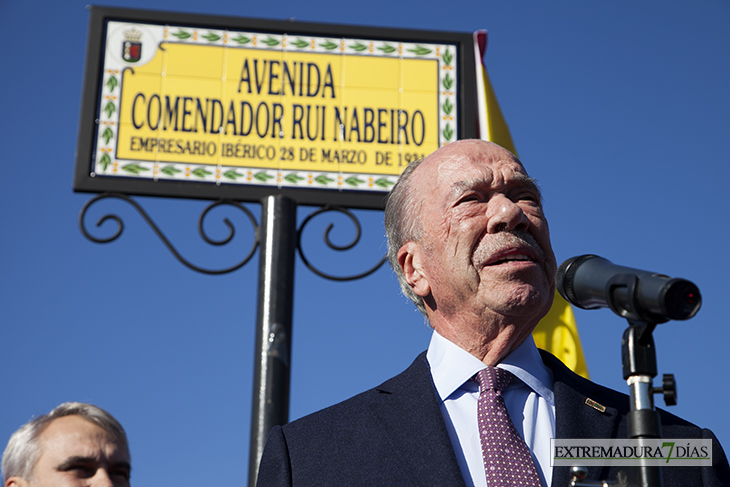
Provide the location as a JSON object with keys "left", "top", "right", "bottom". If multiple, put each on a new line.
{"left": 75, "top": 7, "right": 476, "bottom": 209}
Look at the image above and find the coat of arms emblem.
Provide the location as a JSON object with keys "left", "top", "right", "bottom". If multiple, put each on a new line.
{"left": 122, "top": 28, "right": 142, "bottom": 63}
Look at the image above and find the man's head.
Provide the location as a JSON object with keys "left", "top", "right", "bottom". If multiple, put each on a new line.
{"left": 385, "top": 140, "right": 557, "bottom": 364}
{"left": 2, "top": 402, "right": 131, "bottom": 487}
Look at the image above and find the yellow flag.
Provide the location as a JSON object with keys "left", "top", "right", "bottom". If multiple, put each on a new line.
{"left": 473, "top": 31, "right": 589, "bottom": 378}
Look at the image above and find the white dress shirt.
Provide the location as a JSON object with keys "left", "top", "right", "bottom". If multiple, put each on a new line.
{"left": 426, "top": 331, "right": 556, "bottom": 487}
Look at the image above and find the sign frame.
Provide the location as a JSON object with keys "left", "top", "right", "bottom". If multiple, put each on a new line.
{"left": 74, "top": 6, "right": 477, "bottom": 209}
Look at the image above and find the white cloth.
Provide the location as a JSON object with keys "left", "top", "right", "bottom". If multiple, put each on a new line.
{"left": 426, "top": 331, "right": 555, "bottom": 487}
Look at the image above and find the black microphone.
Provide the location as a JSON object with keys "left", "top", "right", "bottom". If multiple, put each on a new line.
{"left": 556, "top": 254, "right": 701, "bottom": 322}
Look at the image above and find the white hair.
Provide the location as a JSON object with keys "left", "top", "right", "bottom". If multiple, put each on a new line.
{"left": 384, "top": 157, "right": 428, "bottom": 317}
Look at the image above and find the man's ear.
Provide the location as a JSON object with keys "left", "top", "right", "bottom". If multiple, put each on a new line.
{"left": 397, "top": 242, "right": 430, "bottom": 298}
{"left": 6, "top": 477, "right": 30, "bottom": 487}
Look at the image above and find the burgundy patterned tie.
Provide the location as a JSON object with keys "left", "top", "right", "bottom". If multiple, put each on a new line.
{"left": 476, "top": 367, "right": 542, "bottom": 487}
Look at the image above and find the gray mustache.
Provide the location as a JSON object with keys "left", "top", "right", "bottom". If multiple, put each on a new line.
{"left": 473, "top": 230, "right": 546, "bottom": 264}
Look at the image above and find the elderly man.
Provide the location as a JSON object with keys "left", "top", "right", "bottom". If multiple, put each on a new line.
{"left": 2, "top": 402, "right": 131, "bottom": 487}
{"left": 256, "top": 140, "right": 729, "bottom": 486}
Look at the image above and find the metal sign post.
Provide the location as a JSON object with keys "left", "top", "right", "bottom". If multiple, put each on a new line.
{"left": 249, "top": 195, "right": 297, "bottom": 485}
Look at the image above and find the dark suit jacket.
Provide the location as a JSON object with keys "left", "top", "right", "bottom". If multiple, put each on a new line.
{"left": 256, "top": 350, "right": 729, "bottom": 486}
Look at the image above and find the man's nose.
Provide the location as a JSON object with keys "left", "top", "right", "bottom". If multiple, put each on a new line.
{"left": 486, "top": 194, "right": 529, "bottom": 233}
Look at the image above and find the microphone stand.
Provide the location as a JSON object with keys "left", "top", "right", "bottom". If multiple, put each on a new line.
{"left": 622, "top": 320, "right": 665, "bottom": 487}
{"left": 571, "top": 274, "right": 677, "bottom": 487}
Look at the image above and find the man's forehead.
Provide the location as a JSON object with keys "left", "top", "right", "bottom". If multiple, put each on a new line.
{"left": 39, "top": 416, "right": 127, "bottom": 457}
{"left": 418, "top": 141, "right": 525, "bottom": 175}
{"left": 418, "top": 153, "right": 529, "bottom": 190}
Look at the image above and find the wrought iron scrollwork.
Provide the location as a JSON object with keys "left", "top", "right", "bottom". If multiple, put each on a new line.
{"left": 79, "top": 193, "right": 259, "bottom": 275}
{"left": 80, "top": 194, "right": 385, "bottom": 281}
{"left": 297, "top": 205, "right": 386, "bottom": 281}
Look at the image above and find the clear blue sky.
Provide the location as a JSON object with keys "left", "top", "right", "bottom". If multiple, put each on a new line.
{"left": 1, "top": 1, "right": 728, "bottom": 485}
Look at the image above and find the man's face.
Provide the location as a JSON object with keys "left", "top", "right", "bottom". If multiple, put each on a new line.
{"left": 407, "top": 140, "right": 557, "bottom": 331}
{"left": 10, "top": 415, "right": 131, "bottom": 487}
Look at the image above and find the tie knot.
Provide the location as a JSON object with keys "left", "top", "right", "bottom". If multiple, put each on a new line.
{"left": 476, "top": 367, "right": 513, "bottom": 392}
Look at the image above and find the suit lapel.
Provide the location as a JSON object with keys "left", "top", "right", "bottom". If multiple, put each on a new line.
{"left": 367, "top": 350, "right": 629, "bottom": 487}
{"left": 369, "top": 352, "right": 467, "bottom": 487}
{"left": 372, "top": 350, "right": 625, "bottom": 487}
{"left": 541, "top": 351, "right": 624, "bottom": 486}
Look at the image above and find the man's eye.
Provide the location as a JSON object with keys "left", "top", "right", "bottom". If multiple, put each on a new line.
{"left": 517, "top": 192, "right": 540, "bottom": 204}
{"left": 110, "top": 469, "right": 131, "bottom": 481}
{"left": 67, "top": 465, "right": 95, "bottom": 478}
{"left": 457, "top": 193, "right": 480, "bottom": 204}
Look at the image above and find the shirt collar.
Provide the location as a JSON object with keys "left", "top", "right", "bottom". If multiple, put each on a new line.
{"left": 426, "top": 330, "right": 554, "bottom": 406}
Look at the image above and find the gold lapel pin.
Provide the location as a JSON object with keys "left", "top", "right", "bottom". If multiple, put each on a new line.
{"left": 585, "top": 398, "right": 606, "bottom": 413}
